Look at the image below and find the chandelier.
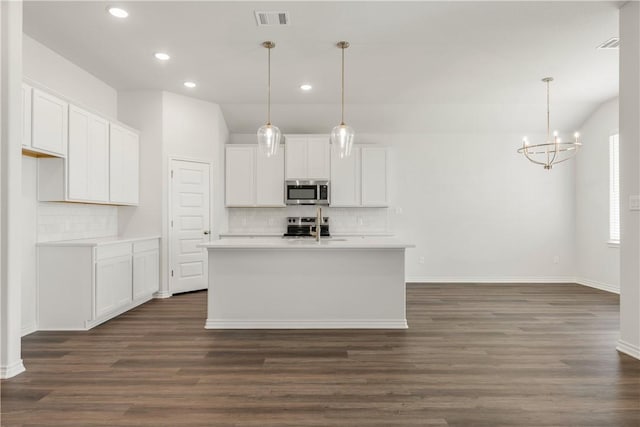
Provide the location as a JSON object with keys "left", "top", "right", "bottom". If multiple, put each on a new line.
{"left": 518, "top": 77, "right": 581, "bottom": 170}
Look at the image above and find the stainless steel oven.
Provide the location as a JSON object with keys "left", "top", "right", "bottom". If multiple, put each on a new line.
{"left": 285, "top": 180, "right": 330, "bottom": 205}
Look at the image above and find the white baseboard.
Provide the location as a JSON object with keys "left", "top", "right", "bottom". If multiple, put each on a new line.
{"left": 575, "top": 277, "right": 620, "bottom": 294}
{"left": 21, "top": 323, "right": 37, "bottom": 337}
{"left": 205, "top": 319, "right": 408, "bottom": 329}
{"left": 154, "top": 290, "right": 172, "bottom": 299}
{"left": 617, "top": 339, "right": 640, "bottom": 360}
{"left": 406, "top": 276, "right": 575, "bottom": 284}
{"left": 0, "top": 360, "right": 26, "bottom": 379}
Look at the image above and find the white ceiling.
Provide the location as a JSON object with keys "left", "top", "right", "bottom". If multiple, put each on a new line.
{"left": 23, "top": 1, "right": 620, "bottom": 134}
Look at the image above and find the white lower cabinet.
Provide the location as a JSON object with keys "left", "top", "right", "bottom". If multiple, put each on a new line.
{"left": 38, "top": 237, "right": 159, "bottom": 330}
{"left": 133, "top": 241, "right": 160, "bottom": 300}
{"left": 96, "top": 254, "right": 132, "bottom": 318}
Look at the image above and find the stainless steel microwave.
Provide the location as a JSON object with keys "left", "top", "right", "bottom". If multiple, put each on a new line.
{"left": 285, "top": 180, "right": 330, "bottom": 205}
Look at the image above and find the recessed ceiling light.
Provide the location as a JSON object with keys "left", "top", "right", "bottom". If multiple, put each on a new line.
{"left": 107, "top": 7, "right": 128, "bottom": 18}
{"left": 154, "top": 52, "right": 170, "bottom": 61}
{"left": 300, "top": 84, "right": 312, "bottom": 91}
{"left": 183, "top": 81, "right": 197, "bottom": 89}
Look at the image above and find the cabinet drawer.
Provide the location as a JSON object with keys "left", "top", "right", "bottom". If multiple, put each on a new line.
{"left": 96, "top": 243, "right": 132, "bottom": 261}
{"left": 133, "top": 239, "right": 159, "bottom": 254}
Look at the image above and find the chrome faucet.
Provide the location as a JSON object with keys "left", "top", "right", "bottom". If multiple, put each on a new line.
{"left": 310, "top": 207, "right": 323, "bottom": 242}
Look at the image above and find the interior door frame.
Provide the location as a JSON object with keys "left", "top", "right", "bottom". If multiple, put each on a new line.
{"left": 167, "top": 156, "right": 213, "bottom": 295}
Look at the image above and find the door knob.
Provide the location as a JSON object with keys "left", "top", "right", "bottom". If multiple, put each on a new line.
{"left": 203, "top": 230, "right": 210, "bottom": 235}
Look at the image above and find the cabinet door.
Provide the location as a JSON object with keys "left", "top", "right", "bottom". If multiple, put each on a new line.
{"left": 123, "top": 131, "right": 140, "bottom": 204}
{"left": 330, "top": 144, "right": 360, "bottom": 206}
{"left": 67, "top": 105, "right": 90, "bottom": 200}
{"left": 88, "top": 115, "right": 110, "bottom": 202}
{"left": 95, "top": 255, "right": 132, "bottom": 318}
{"left": 225, "top": 146, "right": 255, "bottom": 206}
{"left": 133, "top": 250, "right": 159, "bottom": 300}
{"left": 306, "top": 136, "right": 331, "bottom": 180}
{"left": 31, "top": 88, "right": 68, "bottom": 156}
{"left": 109, "top": 124, "right": 126, "bottom": 203}
{"left": 285, "top": 136, "right": 308, "bottom": 180}
{"left": 110, "top": 124, "right": 139, "bottom": 205}
{"left": 361, "top": 147, "right": 389, "bottom": 207}
{"left": 22, "top": 84, "right": 32, "bottom": 148}
{"left": 256, "top": 145, "right": 285, "bottom": 206}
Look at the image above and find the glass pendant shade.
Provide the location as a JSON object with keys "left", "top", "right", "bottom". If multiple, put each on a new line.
{"left": 257, "top": 123, "right": 281, "bottom": 157}
{"left": 330, "top": 123, "right": 354, "bottom": 159}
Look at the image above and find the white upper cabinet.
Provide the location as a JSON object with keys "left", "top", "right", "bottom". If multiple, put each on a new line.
{"left": 225, "top": 145, "right": 256, "bottom": 207}
{"left": 67, "top": 105, "right": 90, "bottom": 200}
{"left": 256, "top": 147, "right": 285, "bottom": 207}
{"left": 31, "top": 88, "right": 68, "bottom": 157}
{"left": 87, "top": 115, "right": 110, "bottom": 202}
{"left": 285, "top": 135, "right": 330, "bottom": 180}
{"left": 109, "top": 123, "right": 140, "bottom": 205}
{"left": 361, "top": 147, "right": 389, "bottom": 206}
{"left": 68, "top": 106, "right": 110, "bottom": 202}
{"left": 225, "top": 145, "right": 284, "bottom": 207}
{"left": 330, "top": 145, "right": 361, "bottom": 207}
{"left": 307, "top": 136, "right": 331, "bottom": 180}
{"left": 330, "top": 145, "right": 389, "bottom": 207}
{"left": 21, "top": 83, "right": 32, "bottom": 148}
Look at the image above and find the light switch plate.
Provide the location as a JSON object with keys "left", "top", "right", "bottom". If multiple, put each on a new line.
{"left": 630, "top": 195, "right": 640, "bottom": 211}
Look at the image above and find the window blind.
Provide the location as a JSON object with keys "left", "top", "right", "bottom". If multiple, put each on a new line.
{"left": 609, "top": 134, "right": 620, "bottom": 243}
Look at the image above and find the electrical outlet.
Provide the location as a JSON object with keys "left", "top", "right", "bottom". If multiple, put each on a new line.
{"left": 630, "top": 195, "right": 640, "bottom": 211}
{"left": 357, "top": 217, "right": 364, "bottom": 226}
{"left": 553, "top": 255, "right": 560, "bottom": 264}
{"left": 419, "top": 256, "right": 425, "bottom": 264}
{"left": 395, "top": 207, "right": 403, "bottom": 214}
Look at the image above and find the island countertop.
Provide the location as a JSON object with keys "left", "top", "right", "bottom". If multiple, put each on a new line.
{"left": 199, "top": 236, "right": 414, "bottom": 250}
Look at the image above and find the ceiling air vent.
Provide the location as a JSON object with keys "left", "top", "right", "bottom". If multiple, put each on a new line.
{"left": 597, "top": 37, "right": 620, "bottom": 50}
{"left": 254, "top": 11, "right": 290, "bottom": 26}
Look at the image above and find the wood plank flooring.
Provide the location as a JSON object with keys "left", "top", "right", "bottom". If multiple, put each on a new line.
{"left": 1, "top": 284, "right": 639, "bottom": 427}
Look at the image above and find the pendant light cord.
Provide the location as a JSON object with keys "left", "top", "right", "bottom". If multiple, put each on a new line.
{"left": 267, "top": 45, "right": 271, "bottom": 125}
{"left": 546, "top": 79, "right": 550, "bottom": 142}
{"left": 341, "top": 45, "right": 345, "bottom": 125}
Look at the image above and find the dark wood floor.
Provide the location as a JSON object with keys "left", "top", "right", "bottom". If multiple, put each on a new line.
{"left": 1, "top": 284, "right": 639, "bottom": 427}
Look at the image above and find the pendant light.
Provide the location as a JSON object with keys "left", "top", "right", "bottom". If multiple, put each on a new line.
{"left": 331, "top": 41, "right": 355, "bottom": 159}
{"left": 517, "top": 77, "right": 581, "bottom": 170}
{"left": 257, "top": 41, "right": 281, "bottom": 157}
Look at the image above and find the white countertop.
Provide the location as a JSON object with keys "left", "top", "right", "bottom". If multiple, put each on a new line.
{"left": 219, "top": 232, "right": 395, "bottom": 238}
{"left": 37, "top": 235, "right": 160, "bottom": 247}
{"left": 200, "top": 236, "right": 414, "bottom": 249}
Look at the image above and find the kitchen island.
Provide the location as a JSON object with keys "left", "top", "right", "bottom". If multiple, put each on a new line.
{"left": 199, "top": 237, "right": 414, "bottom": 329}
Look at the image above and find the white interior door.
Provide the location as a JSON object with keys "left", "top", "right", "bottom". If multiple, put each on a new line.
{"left": 170, "top": 159, "right": 211, "bottom": 294}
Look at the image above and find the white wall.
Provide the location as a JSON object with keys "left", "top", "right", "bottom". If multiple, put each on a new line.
{"left": 618, "top": 1, "right": 640, "bottom": 360}
{"left": 23, "top": 35, "right": 117, "bottom": 118}
{"left": 575, "top": 98, "right": 620, "bottom": 293}
{"left": 161, "top": 91, "right": 229, "bottom": 295}
{"left": 21, "top": 34, "right": 119, "bottom": 336}
{"left": 228, "top": 132, "right": 576, "bottom": 282}
{"left": 1, "top": 0, "right": 26, "bottom": 378}
{"left": 21, "top": 157, "right": 37, "bottom": 336}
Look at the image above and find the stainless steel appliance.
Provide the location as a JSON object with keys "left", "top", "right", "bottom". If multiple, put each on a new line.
{"left": 283, "top": 216, "right": 330, "bottom": 238}
{"left": 285, "top": 180, "right": 330, "bottom": 205}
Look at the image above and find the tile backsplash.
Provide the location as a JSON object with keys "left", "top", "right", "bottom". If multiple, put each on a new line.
{"left": 227, "top": 207, "right": 390, "bottom": 235}
{"left": 38, "top": 202, "right": 118, "bottom": 242}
